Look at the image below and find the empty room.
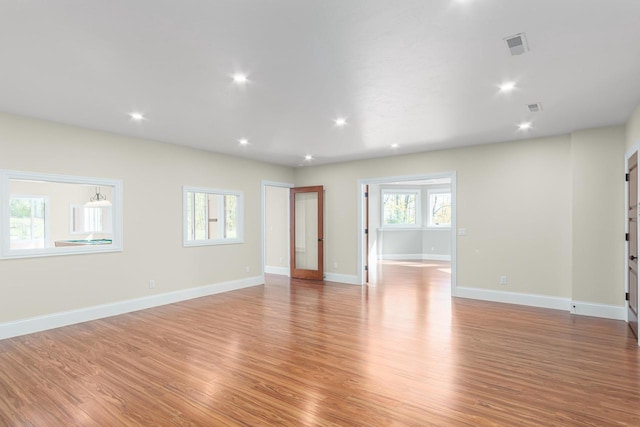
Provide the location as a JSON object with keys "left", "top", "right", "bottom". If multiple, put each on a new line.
{"left": 1, "top": 1, "right": 639, "bottom": 425}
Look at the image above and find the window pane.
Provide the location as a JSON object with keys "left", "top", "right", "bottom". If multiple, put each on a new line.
{"left": 183, "top": 187, "right": 243, "bottom": 245}
{"left": 187, "top": 192, "right": 194, "bottom": 240}
{"left": 225, "top": 194, "right": 237, "bottom": 238}
{"left": 194, "top": 192, "right": 207, "bottom": 240}
{"left": 383, "top": 193, "right": 417, "bottom": 225}
{"left": 9, "top": 197, "right": 46, "bottom": 249}
{"left": 71, "top": 205, "right": 112, "bottom": 234}
{"left": 429, "top": 192, "right": 451, "bottom": 227}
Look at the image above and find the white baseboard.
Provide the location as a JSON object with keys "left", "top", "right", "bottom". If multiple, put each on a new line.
{"left": 570, "top": 300, "right": 626, "bottom": 320}
{"left": 0, "top": 276, "right": 264, "bottom": 341}
{"left": 455, "top": 287, "right": 627, "bottom": 321}
{"left": 324, "top": 273, "right": 361, "bottom": 285}
{"left": 379, "top": 254, "right": 451, "bottom": 261}
{"left": 265, "top": 265, "right": 289, "bottom": 276}
{"left": 455, "top": 286, "right": 571, "bottom": 311}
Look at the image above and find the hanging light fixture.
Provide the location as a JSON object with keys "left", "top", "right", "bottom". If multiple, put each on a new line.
{"left": 86, "top": 187, "right": 112, "bottom": 207}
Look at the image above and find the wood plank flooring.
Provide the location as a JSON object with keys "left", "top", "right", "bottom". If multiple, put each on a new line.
{"left": 0, "top": 260, "right": 638, "bottom": 426}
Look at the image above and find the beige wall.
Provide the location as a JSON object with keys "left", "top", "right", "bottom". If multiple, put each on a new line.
{"left": 0, "top": 112, "right": 293, "bottom": 323}
{"left": 571, "top": 126, "right": 625, "bottom": 305}
{"left": 626, "top": 103, "right": 640, "bottom": 152}
{"left": 296, "top": 135, "right": 574, "bottom": 298}
{"left": 296, "top": 128, "right": 626, "bottom": 306}
{"left": 0, "top": 109, "right": 631, "bottom": 326}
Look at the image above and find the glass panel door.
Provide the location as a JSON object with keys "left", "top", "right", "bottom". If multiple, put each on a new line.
{"left": 290, "top": 186, "right": 324, "bottom": 280}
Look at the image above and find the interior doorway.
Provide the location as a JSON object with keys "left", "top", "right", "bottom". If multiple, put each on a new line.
{"left": 357, "top": 173, "right": 456, "bottom": 295}
{"left": 261, "top": 181, "right": 293, "bottom": 277}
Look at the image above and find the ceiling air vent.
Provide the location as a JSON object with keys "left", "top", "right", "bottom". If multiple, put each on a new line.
{"left": 504, "top": 33, "right": 529, "bottom": 56}
{"left": 527, "top": 103, "right": 542, "bottom": 113}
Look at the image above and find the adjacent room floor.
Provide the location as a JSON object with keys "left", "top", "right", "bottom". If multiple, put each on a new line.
{"left": 0, "top": 262, "right": 638, "bottom": 426}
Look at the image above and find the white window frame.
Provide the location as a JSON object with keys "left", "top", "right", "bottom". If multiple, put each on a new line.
{"left": 0, "top": 170, "right": 123, "bottom": 259}
{"left": 183, "top": 186, "right": 244, "bottom": 247}
{"left": 427, "top": 189, "right": 452, "bottom": 229}
{"left": 381, "top": 188, "right": 421, "bottom": 228}
{"left": 69, "top": 204, "right": 113, "bottom": 235}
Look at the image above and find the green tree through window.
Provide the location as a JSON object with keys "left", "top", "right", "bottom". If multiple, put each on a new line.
{"left": 9, "top": 197, "right": 45, "bottom": 242}
{"left": 429, "top": 191, "right": 451, "bottom": 227}
{"left": 383, "top": 192, "right": 417, "bottom": 225}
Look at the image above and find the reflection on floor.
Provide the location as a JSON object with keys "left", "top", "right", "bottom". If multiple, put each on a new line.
{"left": 0, "top": 262, "right": 637, "bottom": 425}
{"left": 367, "top": 259, "right": 453, "bottom": 333}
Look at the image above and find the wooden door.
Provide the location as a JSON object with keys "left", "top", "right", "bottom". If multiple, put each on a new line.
{"left": 628, "top": 152, "right": 638, "bottom": 337}
{"left": 290, "top": 186, "right": 324, "bottom": 280}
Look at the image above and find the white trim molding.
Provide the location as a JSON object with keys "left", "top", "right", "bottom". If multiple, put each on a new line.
{"left": 455, "top": 287, "right": 627, "bottom": 321}
{"left": 264, "top": 265, "right": 289, "bottom": 276}
{"left": 0, "top": 276, "right": 264, "bottom": 340}
{"left": 570, "top": 300, "right": 626, "bottom": 320}
{"left": 379, "top": 254, "right": 451, "bottom": 261}
{"left": 324, "top": 273, "right": 360, "bottom": 285}
{"left": 455, "top": 286, "right": 571, "bottom": 311}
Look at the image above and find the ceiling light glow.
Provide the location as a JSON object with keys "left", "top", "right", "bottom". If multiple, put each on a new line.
{"left": 499, "top": 81, "right": 516, "bottom": 92}
{"left": 233, "top": 73, "right": 248, "bottom": 84}
{"left": 305, "top": 155, "right": 313, "bottom": 161}
{"left": 238, "top": 138, "right": 249, "bottom": 146}
{"left": 391, "top": 144, "right": 399, "bottom": 149}
{"left": 518, "top": 122, "right": 532, "bottom": 130}
{"left": 129, "top": 112, "right": 145, "bottom": 121}
{"left": 334, "top": 117, "right": 347, "bottom": 127}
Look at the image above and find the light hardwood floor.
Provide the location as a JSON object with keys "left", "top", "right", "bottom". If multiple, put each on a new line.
{"left": 0, "top": 260, "right": 638, "bottom": 426}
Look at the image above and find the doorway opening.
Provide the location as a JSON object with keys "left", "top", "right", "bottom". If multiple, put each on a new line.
{"left": 357, "top": 172, "right": 456, "bottom": 296}
{"left": 261, "top": 181, "right": 293, "bottom": 278}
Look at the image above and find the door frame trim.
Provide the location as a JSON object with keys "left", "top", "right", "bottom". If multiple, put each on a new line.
{"left": 624, "top": 144, "right": 640, "bottom": 347}
{"left": 356, "top": 171, "right": 457, "bottom": 294}
{"left": 261, "top": 180, "right": 294, "bottom": 278}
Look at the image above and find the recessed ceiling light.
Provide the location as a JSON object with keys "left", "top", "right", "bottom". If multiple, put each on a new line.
{"left": 334, "top": 117, "right": 347, "bottom": 127}
{"left": 238, "top": 138, "right": 249, "bottom": 146}
{"left": 305, "top": 155, "right": 313, "bottom": 161}
{"left": 518, "top": 122, "right": 532, "bottom": 130}
{"left": 232, "top": 73, "right": 248, "bottom": 84}
{"left": 499, "top": 82, "right": 516, "bottom": 92}
{"left": 391, "top": 144, "right": 399, "bottom": 149}
{"left": 129, "top": 112, "right": 145, "bottom": 121}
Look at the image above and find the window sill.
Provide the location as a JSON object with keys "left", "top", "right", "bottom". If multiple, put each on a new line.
{"left": 378, "top": 227, "right": 451, "bottom": 232}
{"left": 183, "top": 238, "right": 244, "bottom": 247}
{"left": 1, "top": 244, "right": 123, "bottom": 259}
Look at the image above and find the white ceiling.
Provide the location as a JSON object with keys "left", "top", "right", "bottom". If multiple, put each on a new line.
{"left": 1, "top": 1, "right": 639, "bottom": 167}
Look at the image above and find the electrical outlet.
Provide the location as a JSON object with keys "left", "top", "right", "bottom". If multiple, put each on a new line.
{"left": 149, "top": 279, "right": 155, "bottom": 289}
{"left": 245, "top": 266, "right": 250, "bottom": 273}
{"left": 499, "top": 275, "right": 507, "bottom": 285}
{"left": 333, "top": 261, "right": 338, "bottom": 269}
